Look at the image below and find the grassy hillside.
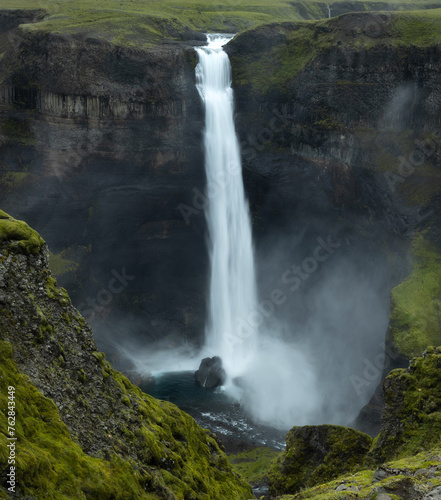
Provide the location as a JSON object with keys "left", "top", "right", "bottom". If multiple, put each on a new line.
{"left": 2, "top": 0, "right": 441, "bottom": 47}
{"left": 227, "top": 8, "right": 441, "bottom": 96}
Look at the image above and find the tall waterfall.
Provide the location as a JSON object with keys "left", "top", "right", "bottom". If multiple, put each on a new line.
{"left": 195, "top": 35, "right": 257, "bottom": 378}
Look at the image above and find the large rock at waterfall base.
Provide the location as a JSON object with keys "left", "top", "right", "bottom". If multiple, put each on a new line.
{"left": 195, "top": 356, "right": 227, "bottom": 388}
{"left": 268, "top": 424, "right": 372, "bottom": 496}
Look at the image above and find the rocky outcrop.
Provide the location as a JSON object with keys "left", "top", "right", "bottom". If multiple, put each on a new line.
{"left": 367, "top": 346, "right": 441, "bottom": 465}
{"left": 265, "top": 349, "right": 441, "bottom": 499}
{"left": 267, "top": 424, "right": 372, "bottom": 496}
{"left": 0, "top": 210, "right": 253, "bottom": 499}
{"left": 195, "top": 356, "right": 227, "bottom": 388}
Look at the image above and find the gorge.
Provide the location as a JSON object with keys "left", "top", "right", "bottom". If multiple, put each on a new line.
{"left": 1, "top": 1, "right": 441, "bottom": 499}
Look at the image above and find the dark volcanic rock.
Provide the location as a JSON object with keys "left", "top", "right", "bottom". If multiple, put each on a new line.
{"left": 0, "top": 22, "right": 208, "bottom": 350}
{"left": 267, "top": 424, "right": 372, "bottom": 496}
{"left": 195, "top": 356, "right": 227, "bottom": 388}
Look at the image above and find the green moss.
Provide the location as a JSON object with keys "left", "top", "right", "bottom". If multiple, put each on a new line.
{"left": 0, "top": 340, "right": 154, "bottom": 499}
{"left": 0, "top": 171, "right": 31, "bottom": 194}
{"left": 1, "top": 117, "right": 33, "bottom": 144}
{"left": 368, "top": 347, "right": 441, "bottom": 464}
{"left": 48, "top": 251, "right": 80, "bottom": 278}
{"left": 228, "top": 446, "right": 280, "bottom": 484}
{"left": 267, "top": 425, "right": 372, "bottom": 495}
{"left": 45, "top": 276, "right": 70, "bottom": 306}
{"left": 0, "top": 210, "right": 45, "bottom": 255}
{"left": 230, "top": 9, "right": 441, "bottom": 97}
{"left": 390, "top": 234, "right": 441, "bottom": 358}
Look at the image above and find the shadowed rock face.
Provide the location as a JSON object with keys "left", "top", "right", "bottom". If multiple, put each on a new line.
{"left": 267, "top": 424, "right": 372, "bottom": 495}
{"left": 195, "top": 356, "right": 227, "bottom": 388}
{"left": 0, "top": 19, "right": 209, "bottom": 350}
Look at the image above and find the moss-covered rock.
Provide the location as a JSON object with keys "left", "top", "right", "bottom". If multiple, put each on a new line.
{"left": 267, "top": 425, "right": 372, "bottom": 496}
{"left": 274, "top": 447, "right": 441, "bottom": 499}
{"left": 0, "top": 211, "right": 253, "bottom": 499}
{"left": 368, "top": 347, "right": 441, "bottom": 465}
{"left": 0, "top": 210, "right": 45, "bottom": 255}
{"left": 389, "top": 234, "right": 441, "bottom": 358}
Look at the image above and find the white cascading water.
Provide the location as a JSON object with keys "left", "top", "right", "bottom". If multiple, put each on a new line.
{"left": 195, "top": 35, "right": 258, "bottom": 379}
{"left": 195, "top": 35, "right": 320, "bottom": 428}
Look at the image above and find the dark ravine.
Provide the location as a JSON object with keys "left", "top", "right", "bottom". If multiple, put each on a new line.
{"left": 1, "top": 6, "right": 441, "bottom": 499}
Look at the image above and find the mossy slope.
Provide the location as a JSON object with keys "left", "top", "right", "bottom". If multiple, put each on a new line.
{"left": 267, "top": 425, "right": 372, "bottom": 496}
{"left": 0, "top": 210, "right": 253, "bottom": 499}
{"left": 389, "top": 234, "right": 441, "bottom": 358}
{"left": 267, "top": 350, "right": 441, "bottom": 499}
{"left": 3, "top": 0, "right": 441, "bottom": 49}
{"left": 368, "top": 346, "right": 441, "bottom": 464}
{"left": 227, "top": 10, "right": 441, "bottom": 97}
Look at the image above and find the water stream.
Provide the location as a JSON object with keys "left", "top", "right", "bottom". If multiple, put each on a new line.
{"left": 195, "top": 35, "right": 258, "bottom": 380}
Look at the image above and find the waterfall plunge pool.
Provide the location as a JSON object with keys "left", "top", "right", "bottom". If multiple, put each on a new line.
{"left": 140, "top": 371, "right": 287, "bottom": 452}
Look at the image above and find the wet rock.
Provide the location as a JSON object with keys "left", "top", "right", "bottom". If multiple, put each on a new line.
{"left": 195, "top": 356, "right": 226, "bottom": 388}
{"left": 424, "top": 486, "right": 441, "bottom": 499}
{"left": 268, "top": 424, "right": 372, "bottom": 496}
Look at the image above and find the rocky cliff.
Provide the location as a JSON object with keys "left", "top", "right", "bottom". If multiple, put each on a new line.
{"left": 0, "top": 11, "right": 209, "bottom": 359}
{"left": 0, "top": 210, "right": 253, "bottom": 499}
{"left": 226, "top": 11, "right": 441, "bottom": 433}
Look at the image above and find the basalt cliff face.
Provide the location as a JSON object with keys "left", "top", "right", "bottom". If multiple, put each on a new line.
{"left": 0, "top": 210, "right": 253, "bottom": 499}
{"left": 1, "top": 9, "right": 441, "bottom": 425}
{"left": 0, "top": 12, "right": 209, "bottom": 356}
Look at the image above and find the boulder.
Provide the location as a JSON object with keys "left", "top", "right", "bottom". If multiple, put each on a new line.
{"left": 195, "top": 356, "right": 226, "bottom": 388}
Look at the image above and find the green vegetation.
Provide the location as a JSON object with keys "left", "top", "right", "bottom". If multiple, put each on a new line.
{"left": 0, "top": 210, "right": 45, "bottom": 255}
{"left": 390, "top": 234, "right": 441, "bottom": 358}
{"left": 267, "top": 425, "right": 372, "bottom": 495}
{"left": 49, "top": 250, "right": 80, "bottom": 278}
{"left": 0, "top": 340, "right": 155, "bottom": 499}
{"left": 368, "top": 346, "right": 441, "bottom": 463}
{"left": 2, "top": 0, "right": 441, "bottom": 49}
{"left": 1, "top": 117, "right": 33, "bottom": 144}
{"left": 228, "top": 446, "right": 279, "bottom": 484}
{"left": 265, "top": 350, "right": 441, "bottom": 498}
{"left": 0, "top": 171, "right": 31, "bottom": 194}
{"left": 229, "top": 9, "right": 441, "bottom": 96}
{"left": 275, "top": 447, "right": 441, "bottom": 499}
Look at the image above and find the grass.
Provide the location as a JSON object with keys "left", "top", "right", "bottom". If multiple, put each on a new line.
{"left": 2, "top": 0, "right": 441, "bottom": 48}
{"left": 390, "top": 234, "right": 441, "bottom": 358}
{"left": 228, "top": 446, "right": 280, "bottom": 484}
{"left": 229, "top": 8, "right": 441, "bottom": 96}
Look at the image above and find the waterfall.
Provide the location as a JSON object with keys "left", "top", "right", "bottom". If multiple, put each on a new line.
{"left": 327, "top": 4, "right": 332, "bottom": 17}
{"left": 195, "top": 35, "right": 258, "bottom": 379}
